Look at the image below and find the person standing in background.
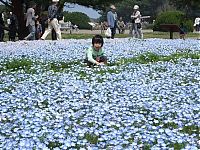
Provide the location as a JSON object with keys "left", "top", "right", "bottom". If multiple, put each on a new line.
{"left": 131, "top": 5, "right": 143, "bottom": 39}
{"left": 24, "top": 1, "right": 38, "bottom": 40}
{"left": 194, "top": 17, "right": 200, "bottom": 32}
{"left": 8, "top": 12, "right": 18, "bottom": 41}
{"left": 0, "top": 13, "right": 5, "bottom": 42}
{"left": 35, "top": 20, "right": 42, "bottom": 40}
{"left": 107, "top": 5, "right": 117, "bottom": 39}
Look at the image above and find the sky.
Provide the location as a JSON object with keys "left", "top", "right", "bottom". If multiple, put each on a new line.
{"left": 64, "top": 3, "right": 101, "bottom": 19}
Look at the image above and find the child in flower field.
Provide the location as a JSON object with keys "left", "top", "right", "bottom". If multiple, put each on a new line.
{"left": 85, "top": 34, "right": 107, "bottom": 67}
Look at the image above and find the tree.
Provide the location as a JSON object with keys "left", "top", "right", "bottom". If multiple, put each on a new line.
{"left": 63, "top": 12, "right": 90, "bottom": 29}
{"left": 169, "top": 0, "right": 200, "bottom": 17}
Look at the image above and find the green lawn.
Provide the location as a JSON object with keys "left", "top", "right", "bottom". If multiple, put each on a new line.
{"left": 52, "top": 31, "right": 200, "bottom": 40}
{"left": 2, "top": 30, "right": 200, "bottom": 41}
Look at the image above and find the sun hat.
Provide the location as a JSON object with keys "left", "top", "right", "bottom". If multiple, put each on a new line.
{"left": 52, "top": 0, "right": 59, "bottom": 2}
{"left": 110, "top": 5, "right": 116, "bottom": 10}
{"left": 134, "top": 5, "right": 139, "bottom": 9}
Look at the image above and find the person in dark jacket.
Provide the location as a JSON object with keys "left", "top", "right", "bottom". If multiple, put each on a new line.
{"left": 35, "top": 20, "right": 42, "bottom": 40}
{"left": 41, "top": 0, "right": 61, "bottom": 40}
{"left": 8, "top": 12, "right": 18, "bottom": 41}
{"left": 0, "top": 12, "right": 5, "bottom": 42}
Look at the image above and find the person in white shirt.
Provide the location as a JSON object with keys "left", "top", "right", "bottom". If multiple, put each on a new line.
{"left": 131, "top": 5, "right": 143, "bottom": 39}
{"left": 194, "top": 17, "right": 200, "bottom": 32}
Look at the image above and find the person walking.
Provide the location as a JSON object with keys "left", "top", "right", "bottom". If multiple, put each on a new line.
{"left": 24, "top": 1, "right": 38, "bottom": 40}
{"left": 131, "top": 5, "right": 143, "bottom": 39}
{"left": 40, "top": 0, "right": 62, "bottom": 40}
{"left": 107, "top": 5, "right": 117, "bottom": 39}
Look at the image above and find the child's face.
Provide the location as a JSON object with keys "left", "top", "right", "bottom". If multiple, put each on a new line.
{"left": 93, "top": 43, "right": 102, "bottom": 50}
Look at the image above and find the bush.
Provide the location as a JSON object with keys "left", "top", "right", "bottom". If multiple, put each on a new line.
{"left": 63, "top": 12, "right": 91, "bottom": 29}
{"left": 153, "top": 11, "right": 193, "bottom": 32}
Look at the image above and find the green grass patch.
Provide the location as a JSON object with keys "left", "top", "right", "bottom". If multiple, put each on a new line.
{"left": 144, "top": 31, "right": 199, "bottom": 39}
{"left": 181, "top": 125, "right": 199, "bottom": 137}
{"left": 47, "top": 60, "right": 80, "bottom": 72}
{"left": 47, "top": 141, "right": 62, "bottom": 149}
{"left": 61, "top": 31, "right": 199, "bottom": 39}
{"left": 110, "top": 52, "right": 200, "bottom": 66}
{"left": 0, "top": 58, "right": 34, "bottom": 73}
{"left": 0, "top": 58, "right": 82, "bottom": 73}
{"left": 169, "top": 143, "right": 186, "bottom": 150}
{"left": 84, "top": 133, "right": 99, "bottom": 144}
{"left": 163, "top": 122, "right": 179, "bottom": 129}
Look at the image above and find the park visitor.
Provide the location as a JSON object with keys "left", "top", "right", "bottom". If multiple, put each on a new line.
{"left": 0, "top": 12, "right": 5, "bottom": 42}
{"left": 194, "top": 17, "right": 200, "bottom": 32}
{"left": 107, "top": 5, "right": 117, "bottom": 39}
{"left": 24, "top": 1, "right": 38, "bottom": 40}
{"left": 8, "top": 12, "right": 18, "bottom": 41}
{"left": 179, "top": 23, "right": 187, "bottom": 40}
{"left": 117, "top": 17, "right": 125, "bottom": 34}
{"left": 131, "top": 5, "right": 143, "bottom": 39}
{"left": 84, "top": 35, "right": 107, "bottom": 67}
{"left": 35, "top": 20, "right": 42, "bottom": 40}
{"left": 40, "top": 0, "right": 62, "bottom": 40}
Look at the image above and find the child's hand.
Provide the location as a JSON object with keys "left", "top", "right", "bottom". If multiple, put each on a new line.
{"left": 96, "top": 57, "right": 100, "bottom": 62}
{"left": 99, "top": 62, "right": 105, "bottom": 66}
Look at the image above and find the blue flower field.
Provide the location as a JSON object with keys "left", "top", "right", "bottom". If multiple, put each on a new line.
{"left": 0, "top": 38, "right": 200, "bottom": 149}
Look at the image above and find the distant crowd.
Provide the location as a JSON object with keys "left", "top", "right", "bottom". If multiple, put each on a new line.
{"left": 0, "top": 0, "right": 62, "bottom": 42}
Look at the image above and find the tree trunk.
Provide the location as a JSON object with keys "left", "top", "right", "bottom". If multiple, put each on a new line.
{"left": 11, "top": 0, "right": 27, "bottom": 40}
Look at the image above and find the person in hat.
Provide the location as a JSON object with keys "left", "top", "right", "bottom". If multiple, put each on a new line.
{"left": 107, "top": 5, "right": 117, "bottom": 39}
{"left": 131, "top": 5, "right": 143, "bottom": 39}
{"left": 40, "top": 0, "right": 62, "bottom": 40}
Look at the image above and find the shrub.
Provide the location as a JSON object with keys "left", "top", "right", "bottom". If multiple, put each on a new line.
{"left": 63, "top": 12, "right": 91, "bottom": 29}
{"left": 153, "top": 11, "right": 193, "bottom": 32}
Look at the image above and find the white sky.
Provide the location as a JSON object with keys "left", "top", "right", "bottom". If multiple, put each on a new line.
{"left": 64, "top": 3, "right": 101, "bottom": 19}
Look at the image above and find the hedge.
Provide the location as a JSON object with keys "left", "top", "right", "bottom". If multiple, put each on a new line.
{"left": 153, "top": 11, "right": 193, "bottom": 32}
